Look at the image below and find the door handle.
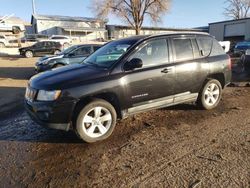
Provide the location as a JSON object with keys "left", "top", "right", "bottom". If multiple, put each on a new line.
{"left": 161, "top": 68, "right": 172, "bottom": 73}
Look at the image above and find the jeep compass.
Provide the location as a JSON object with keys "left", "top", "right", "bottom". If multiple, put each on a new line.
{"left": 25, "top": 32, "right": 232, "bottom": 143}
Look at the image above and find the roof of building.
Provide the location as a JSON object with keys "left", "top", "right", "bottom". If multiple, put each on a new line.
{"left": 209, "top": 17, "right": 250, "bottom": 25}
{"left": 106, "top": 24, "right": 207, "bottom": 32}
{"left": 0, "top": 15, "right": 30, "bottom": 25}
{"left": 32, "top": 14, "right": 107, "bottom": 23}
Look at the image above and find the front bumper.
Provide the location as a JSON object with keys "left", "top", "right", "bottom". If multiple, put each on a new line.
{"left": 24, "top": 99, "right": 77, "bottom": 131}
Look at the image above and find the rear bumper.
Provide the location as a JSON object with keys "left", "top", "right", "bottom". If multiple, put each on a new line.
{"left": 24, "top": 99, "right": 77, "bottom": 131}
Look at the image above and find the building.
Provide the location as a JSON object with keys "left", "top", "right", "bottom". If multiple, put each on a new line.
{"left": 31, "top": 14, "right": 107, "bottom": 42}
{"left": 106, "top": 25, "right": 208, "bottom": 40}
{"left": 209, "top": 18, "right": 250, "bottom": 43}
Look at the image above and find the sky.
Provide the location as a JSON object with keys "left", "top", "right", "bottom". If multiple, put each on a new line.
{"left": 0, "top": 0, "right": 228, "bottom": 28}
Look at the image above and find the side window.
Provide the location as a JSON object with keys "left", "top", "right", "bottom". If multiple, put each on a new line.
{"left": 197, "top": 37, "right": 213, "bottom": 57}
{"left": 173, "top": 38, "right": 194, "bottom": 61}
{"left": 74, "top": 47, "right": 92, "bottom": 56}
{"left": 210, "top": 39, "right": 226, "bottom": 56}
{"left": 130, "top": 39, "right": 169, "bottom": 68}
{"left": 0, "top": 36, "right": 4, "bottom": 39}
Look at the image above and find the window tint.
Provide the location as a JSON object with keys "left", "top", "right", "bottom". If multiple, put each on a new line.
{"left": 197, "top": 37, "right": 212, "bottom": 56}
{"left": 173, "top": 38, "right": 193, "bottom": 61}
{"left": 130, "top": 39, "right": 169, "bottom": 67}
{"left": 210, "top": 39, "right": 225, "bottom": 56}
{"left": 74, "top": 46, "right": 92, "bottom": 56}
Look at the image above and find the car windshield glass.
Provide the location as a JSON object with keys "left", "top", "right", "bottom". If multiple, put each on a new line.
{"left": 83, "top": 40, "right": 136, "bottom": 68}
{"left": 60, "top": 46, "right": 78, "bottom": 55}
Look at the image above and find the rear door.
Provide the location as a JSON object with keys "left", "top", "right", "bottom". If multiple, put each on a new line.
{"left": 123, "top": 37, "right": 176, "bottom": 112}
{"left": 171, "top": 36, "right": 210, "bottom": 99}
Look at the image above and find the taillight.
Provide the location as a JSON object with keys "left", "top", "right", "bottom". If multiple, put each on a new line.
{"left": 228, "top": 56, "right": 232, "bottom": 70}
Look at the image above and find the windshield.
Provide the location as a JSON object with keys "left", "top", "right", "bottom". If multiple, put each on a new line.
{"left": 83, "top": 40, "right": 136, "bottom": 68}
{"left": 60, "top": 45, "right": 79, "bottom": 55}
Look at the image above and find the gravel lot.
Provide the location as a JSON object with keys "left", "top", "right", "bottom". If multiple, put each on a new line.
{"left": 0, "top": 56, "right": 249, "bottom": 187}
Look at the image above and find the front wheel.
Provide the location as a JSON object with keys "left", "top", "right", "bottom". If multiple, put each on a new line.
{"left": 25, "top": 50, "right": 33, "bottom": 58}
{"left": 197, "top": 79, "right": 222, "bottom": 110}
{"left": 76, "top": 99, "right": 117, "bottom": 143}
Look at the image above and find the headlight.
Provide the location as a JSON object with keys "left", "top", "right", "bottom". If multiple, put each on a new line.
{"left": 40, "top": 60, "right": 50, "bottom": 65}
{"left": 37, "top": 90, "right": 61, "bottom": 101}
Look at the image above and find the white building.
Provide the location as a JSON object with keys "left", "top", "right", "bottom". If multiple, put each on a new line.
{"left": 31, "top": 14, "right": 107, "bottom": 42}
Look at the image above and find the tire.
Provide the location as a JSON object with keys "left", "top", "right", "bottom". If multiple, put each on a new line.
{"left": 76, "top": 99, "right": 117, "bottom": 143}
{"left": 12, "top": 26, "right": 21, "bottom": 34}
{"left": 197, "top": 79, "right": 222, "bottom": 110}
{"left": 0, "top": 42, "right": 5, "bottom": 48}
{"left": 25, "top": 50, "right": 33, "bottom": 58}
{"left": 63, "top": 43, "right": 70, "bottom": 49}
{"left": 54, "top": 50, "right": 61, "bottom": 55}
{"left": 54, "top": 64, "right": 64, "bottom": 68}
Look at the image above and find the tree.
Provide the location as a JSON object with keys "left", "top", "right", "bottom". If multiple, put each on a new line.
{"left": 92, "top": 0, "right": 171, "bottom": 35}
{"left": 224, "top": 0, "right": 250, "bottom": 19}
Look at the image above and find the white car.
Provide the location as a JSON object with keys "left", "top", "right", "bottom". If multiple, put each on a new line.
{"left": 0, "top": 35, "right": 9, "bottom": 48}
{"left": 0, "top": 22, "right": 25, "bottom": 34}
{"left": 219, "top": 41, "right": 230, "bottom": 53}
{"left": 48, "top": 35, "right": 72, "bottom": 48}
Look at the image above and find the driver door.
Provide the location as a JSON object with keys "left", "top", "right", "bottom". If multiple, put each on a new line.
{"left": 123, "top": 38, "right": 176, "bottom": 112}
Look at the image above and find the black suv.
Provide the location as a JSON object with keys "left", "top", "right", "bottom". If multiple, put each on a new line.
{"left": 25, "top": 32, "right": 232, "bottom": 143}
{"left": 19, "top": 41, "right": 62, "bottom": 58}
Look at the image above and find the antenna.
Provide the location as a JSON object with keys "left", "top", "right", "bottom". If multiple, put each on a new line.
{"left": 32, "top": 0, "right": 36, "bottom": 15}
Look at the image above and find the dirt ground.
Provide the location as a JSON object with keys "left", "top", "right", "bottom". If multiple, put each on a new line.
{"left": 0, "top": 56, "right": 249, "bottom": 188}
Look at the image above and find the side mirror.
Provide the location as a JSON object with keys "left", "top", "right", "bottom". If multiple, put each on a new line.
{"left": 124, "top": 58, "right": 143, "bottom": 71}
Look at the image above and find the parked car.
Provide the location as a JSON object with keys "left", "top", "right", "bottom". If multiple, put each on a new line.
{"left": 240, "top": 49, "right": 250, "bottom": 71}
{"left": 25, "top": 32, "right": 232, "bottom": 143}
{"left": 48, "top": 35, "right": 72, "bottom": 48}
{"left": 0, "top": 35, "right": 9, "bottom": 48}
{"left": 234, "top": 40, "right": 250, "bottom": 56}
{"left": 0, "top": 20, "right": 25, "bottom": 34}
{"left": 35, "top": 44, "right": 102, "bottom": 72}
{"left": 19, "top": 41, "right": 62, "bottom": 58}
{"left": 219, "top": 41, "right": 230, "bottom": 53}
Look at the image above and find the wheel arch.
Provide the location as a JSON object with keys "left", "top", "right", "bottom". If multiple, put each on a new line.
{"left": 72, "top": 92, "right": 122, "bottom": 127}
{"left": 206, "top": 73, "right": 225, "bottom": 88}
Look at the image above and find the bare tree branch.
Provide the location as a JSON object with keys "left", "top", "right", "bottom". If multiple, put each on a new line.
{"left": 224, "top": 0, "right": 250, "bottom": 19}
{"left": 92, "top": 0, "right": 171, "bottom": 35}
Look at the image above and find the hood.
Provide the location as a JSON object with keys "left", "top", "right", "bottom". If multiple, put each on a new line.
{"left": 29, "top": 64, "right": 109, "bottom": 90}
{"left": 39, "top": 54, "right": 64, "bottom": 61}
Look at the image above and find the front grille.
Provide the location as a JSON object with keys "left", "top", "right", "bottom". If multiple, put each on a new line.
{"left": 25, "top": 87, "right": 37, "bottom": 102}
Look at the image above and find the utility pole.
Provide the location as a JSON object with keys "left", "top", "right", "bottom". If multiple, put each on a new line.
{"left": 32, "top": 0, "right": 36, "bottom": 15}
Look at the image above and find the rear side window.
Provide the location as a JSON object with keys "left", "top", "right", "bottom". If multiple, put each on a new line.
{"left": 173, "top": 38, "right": 193, "bottom": 61}
{"left": 130, "top": 39, "right": 169, "bottom": 67}
{"left": 197, "top": 37, "right": 213, "bottom": 57}
{"left": 210, "top": 39, "right": 226, "bottom": 56}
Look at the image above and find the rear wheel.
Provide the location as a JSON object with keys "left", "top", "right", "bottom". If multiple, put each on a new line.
{"left": 54, "top": 50, "right": 61, "bottom": 55}
{"left": 197, "top": 79, "right": 222, "bottom": 110}
{"left": 25, "top": 50, "right": 33, "bottom": 58}
{"left": 76, "top": 99, "right": 117, "bottom": 143}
